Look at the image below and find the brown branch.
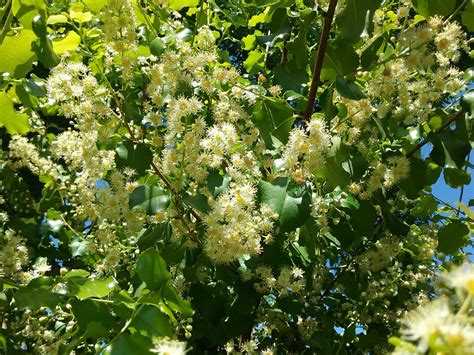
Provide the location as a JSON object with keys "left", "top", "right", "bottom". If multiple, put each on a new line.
{"left": 406, "top": 111, "right": 464, "bottom": 158}
{"left": 303, "top": 0, "right": 338, "bottom": 122}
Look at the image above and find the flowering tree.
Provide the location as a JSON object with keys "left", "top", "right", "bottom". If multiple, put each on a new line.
{"left": 0, "top": 0, "right": 473, "bottom": 353}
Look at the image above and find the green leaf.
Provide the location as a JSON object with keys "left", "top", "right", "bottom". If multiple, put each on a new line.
{"left": 130, "top": 305, "right": 173, "bottom": 338}
{"left": 75, "top": 277, "right": 117, "bottom": 300}
{"left": 0, "top": 30, "right": 37, "bottom": 78}
{"left": 135, "top": 248, "right": 170, "bottom": 291}
{"left": 462, "top": 0, "right": 474, "bottom": 31}
{"left": 336, "top": 0, "right": 383, "bottom": 43}
{"left": 129, "top": 185, "right": 170, "bottom": 215}
{"left": 437, "top": 221, "right": 469, "bottom": 254}
{"left": 12, "top": 0, "right": 46, "bottom": 29}
{"left": 273, "top": 60, "right": 309, "bottom": 92}
{"left": 70, "top": 10, "right": 93, "bottom": 23}
{"left": 162, "top": 284, "right": 194, "bottom": 316}
{"left": 107, "top": 333, "right": 152, "bottom": 355}
{"left": 71, "top": 299, "right": 115, "bottom": 338}
{"left": 82, "top": 0, "right": 106, "bottom": 13}
{"left": 115, "top": 141, "right": 153, "bottom": 176}
{"left": 430, "top": 130, "right": 470, "bottom": 170}
{"left": 444, "top": 167, "right": 471, "bottom": 188}
{"left": 335, "top": 75, "right": 367, "bottom": 100}
{"left": 69, "top": 237, "right": 89, "bottom": 257}
{"left": 0, "top": 92, "right": 30, "bottom": 135}
{"left": 258, "top": 177, "right": 311, "bottom": 231}
{"left": 241, "top": 34, "right": 256, "bottom": 51}
{"left": 149, "top": 37, "right": 165, "bottom": 56}
{"left": 137, "top": 222, "right": 170, "bottom": 251}
{"left": 287, "top": 10, "right": 316, "bottom": 69}
{"left": 410, "top": 195, "right": 438, "bottom": 218}
{"left": 14, "top": 286, "right": 59, "bottom": 309}
{"left": 361, "top": 36, "right": 384, "bottom": 68}
{"left": 323, "top": 40, "right": 359, "bottom": 77}
{"left": 243, "top": 50, "right": 264, "bottom": 75}
{"left": 413, "top": 0, "right": 456, "bottom": 17}
{"left": 52, "top": 31, "right": 81, "bottom": 55}
{"left": 252, "top": 99, "right": 295, "bottom": 148}
{"left": 168, "top": 0, "right": 199, "bottom": 10}
{"left": 47, "top": 14, "right": 68, "bottom": 24}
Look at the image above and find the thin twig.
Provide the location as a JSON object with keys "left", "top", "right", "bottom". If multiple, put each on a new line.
{"left": 406, "top": 111, "right": 464, "bottom": 158}
{"left": 303, "top": 0, "right": 338, "bottom": 122}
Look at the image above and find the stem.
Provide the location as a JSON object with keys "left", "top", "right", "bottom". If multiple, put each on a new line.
{"left": 303, "top": 0, "right": 338, "bottom": 122}
{"left": 445, "top": 0, "right": 468, "bottom": 23}
{"left": 0, "top": 0, "right": 13, "bottom": 45}
{"left": 406, "top": 111, "right": 464, "bottom": 158}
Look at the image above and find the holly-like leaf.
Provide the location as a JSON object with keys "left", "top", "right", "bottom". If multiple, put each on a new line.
{"left": 258, "top": 177, "right": 311, "bottom": 231}
{"left": 129, "top": 185, "right": 170, "bottom": 215}
{"left": 135, "top": 248, "right": 170, "bottom": 291}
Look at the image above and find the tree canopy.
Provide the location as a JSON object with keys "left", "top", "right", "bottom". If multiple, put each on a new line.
{"left": 0, "top": 0, "right": 473, "bottom": 353}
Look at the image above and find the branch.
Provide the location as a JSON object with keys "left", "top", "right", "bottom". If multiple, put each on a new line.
{"left": 303, "top": 0, "right": 338, "bottom": 122}
{"left": 406, "top": 111, "right": 464, "bottom": 158}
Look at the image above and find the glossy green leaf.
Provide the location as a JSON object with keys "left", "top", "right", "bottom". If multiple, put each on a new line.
{"left": 14, "top": 286, "right": 59, "bottom": 309}
{"left": 162, "top": 284, "right": 194, "bottom": 316}
{"left": 52, "top": 31, "right": 81, "bottom": 55}
{"left": 75, "top": 277, "right": 117, "bottom": 300}
{"left": 323, "top": 40, "right": 359, "bottom": 77}
{"left": 444, "top": 167, "right": 471, "bottom": 188}
{"left": 71, "top": 299, "right": 116, "bottom": 338}
{"left": 115, "top": 141, "right": 153, "bottom": 176}
{"left": 137, "top": 222, "right": 170, "bottom": 251}
{"left": 252, "top": 98, "right": 295, "bottom": 148}
{"left": 243, "top": 50, "right": 264, "bottom": 75}
{"left": 413, "top": 0, "right": 456, "bottom": 17}
{"left": 107, "top": 333, "right": 152, "bottom": 355}
{"left": 0, "top": 30, "right": 37, "bottom": 78}
{"left": 410, "top": 195, "right": 438, "bottom": 218}
{"left": 430, "top": 130, "right": 471, "bottom": 170}
{"left": 168, "top": 0, "right": 199, "bottom": 10}
{"left": 150, "top": 37, "right": 165, "bottom": 56}
{"left": 336, "top": 0, "right": 383, "bottom": 43}
{"left": 361, "top": 36, "right": 384, "bottom": 68}
{"left": 12, "top": 0, "right": 46, "bottom": 29}
{"left": 462, "top": 0, "right": 474, "bottom": 31}
{"left": 130, "top": 305, "right": 173, "bottom": 337}
{"left": 129, "top": 185, "right": 170, "bottom": 215}
{"left": 0, "top": 92, "right": 30, "bottom": 135}
{"left": 83, "top": 0, "right": 106, "bottom": 13}
{"left": 135, "top": 248, "right": 170, "bottom": 291}
{"left": 437, "top": 221, "right": 469, "bottom": 254}
{"left": 258, "top": 177, "right": 311, "bottom": 231}
{"left": 335, "top": 75, "right": 367, "bottom": 100}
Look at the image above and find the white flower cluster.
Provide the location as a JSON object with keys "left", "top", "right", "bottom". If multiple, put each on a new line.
{"left": 397, "top": 264, "right": 474, "bottom": 354}
{"left": 282, "top": 117, "right": 331, "bottom": 181}
{"left": 8, "top": 136, "right": 58, "bottom": 179}
{"left": 203, "top": 183, "right": 277, "bottom": 263}
{"left": 0, "top": 230, "right": 28, "bottom": 278}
